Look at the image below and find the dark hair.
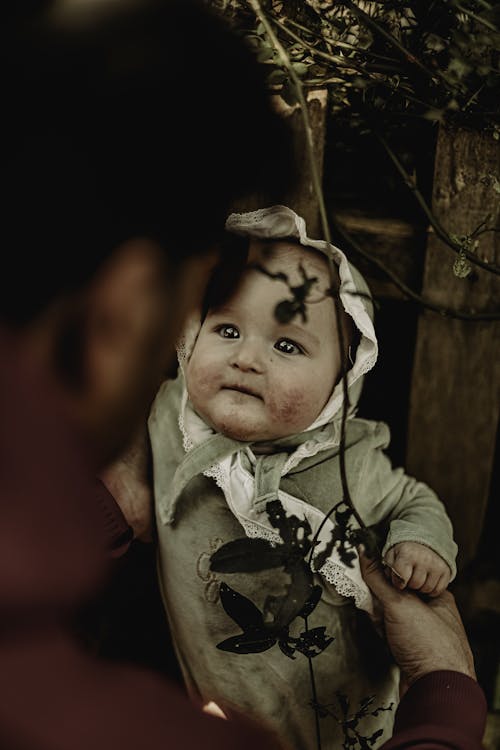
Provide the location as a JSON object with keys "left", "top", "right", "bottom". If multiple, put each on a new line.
{"left": 2, "top": 0, "right": 293, "bottom": 325}
{"left": 201, "top": 232, "right": 250, "bottom": 318}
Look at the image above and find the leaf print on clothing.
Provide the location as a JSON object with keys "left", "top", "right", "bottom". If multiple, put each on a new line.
{"left": 215, "top": 581, "right": 333, "bottom": 660}
{"left": 315, "top": 692, "right": 394, "bottom": 750}
{"left": 209, "top": 498, "right": 391, "bottom": 749}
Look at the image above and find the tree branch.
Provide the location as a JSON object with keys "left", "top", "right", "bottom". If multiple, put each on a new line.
{"left": 376, "top": 131, "right": 500, "bottom": 276}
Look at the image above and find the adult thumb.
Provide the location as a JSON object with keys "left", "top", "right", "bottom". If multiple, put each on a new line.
{"left": 358, "top": 547, "right": 395, "bottom": 602}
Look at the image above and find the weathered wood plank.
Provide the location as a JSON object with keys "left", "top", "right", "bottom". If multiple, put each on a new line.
{"left": 407, "top": 125, "right": 500, "bottom": 569}
{"left": 333, "top": 209, "right": 426, "bottom": 300}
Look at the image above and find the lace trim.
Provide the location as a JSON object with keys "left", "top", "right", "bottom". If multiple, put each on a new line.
{"left": 318, "top": 559, "right": 369, "bottom": 609}
{"left": 239, "top": 518, "right": 282, "bottom": 546}
{"left": 204, "top": 462, "right": 229, "bottom": 494}
{"left": 283, "top": 425, "right": 341, "bottom": 474}
{"left": 178, "top": 394, "right": 229, "bottom": 496}
{"left": 176, "top": 311, "right": 201, "bottom": 368}
{"left": 178, "top": 392, "right": 193, "bottom": 454}
{"left": 225, "top": 206, "right": 300, "bottom": 235}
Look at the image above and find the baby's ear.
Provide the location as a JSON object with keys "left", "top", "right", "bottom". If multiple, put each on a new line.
{"left": 340, "top": 306, "right": 357, "bottom": 371}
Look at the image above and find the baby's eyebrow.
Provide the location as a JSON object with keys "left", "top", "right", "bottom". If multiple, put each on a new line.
{"left": 206, "top": 305, "right": 236, "bottom": 317}
{"left": 283, "top": 322, "right": 320, "bottom": 348}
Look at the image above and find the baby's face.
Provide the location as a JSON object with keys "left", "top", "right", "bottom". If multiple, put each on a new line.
{"left": 185, "top": 241, "right": 342, "bottom": 442}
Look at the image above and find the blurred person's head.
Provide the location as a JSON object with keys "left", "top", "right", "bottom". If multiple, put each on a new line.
{"left": 2, "top": 0, "right": 293, "bottom": 465}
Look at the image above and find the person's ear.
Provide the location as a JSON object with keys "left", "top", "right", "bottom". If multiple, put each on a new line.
{"left": 65, "top": 238, "right": 172, "bottom": 464}
{"left": 85, "top": 238, "right": 170, "bottom": 383}
{"left": 69, "top": 238, "right": 217, "bottom": 465}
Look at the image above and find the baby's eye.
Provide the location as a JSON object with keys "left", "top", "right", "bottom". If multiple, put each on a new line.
{"left": 216, "top": 324, "right": 240, "bottom": 339}
{"left": 274, "top": 338, "right": 303, "bottom": 355}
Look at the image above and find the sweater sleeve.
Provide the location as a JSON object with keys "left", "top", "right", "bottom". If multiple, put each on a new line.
{"left": 353, "top": 422, "right": 458, "bottom": 580}
{"left": 381, "top": 671, "right": 487, "bottom": 750}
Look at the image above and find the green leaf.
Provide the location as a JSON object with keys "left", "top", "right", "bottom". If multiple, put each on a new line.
{"left": 423, "top": 108, "right": 445, "bottom": 123}
{"left": 453, "top": 252, "right": 472, "bottom": 278}
{"left": 267, "top": 68, "right": 287, "bottom": 85}
{"left": 257, "top": 45, "right": 275, "bottom": 63}
{"left": 281, "top": 80, "right": 299, "bottom": 106}
{"left": 309, "top": 63, "right": 327, "bottom": 77}
{"left": 292, "top": 62, "right": 309, "bottom": 76}
{"left": 425, "top": 33, "right": 446, "bottom": 53}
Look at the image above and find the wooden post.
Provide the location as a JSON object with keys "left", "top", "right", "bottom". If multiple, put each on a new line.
{"left": 229, "top": 88, "right": 328, "bottom": 236}
{"left": 406, "top": 125, "right": 500, "bottom": 569}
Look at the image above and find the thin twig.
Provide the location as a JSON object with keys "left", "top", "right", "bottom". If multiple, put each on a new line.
{"left": 455, "top": 3, "right": 499, "bottom": 32}
{"left": 282, "top": 16, "right": 401, "bottom": 63}
{"left": 473, "top": 226, "right": 500, "bottom": 238}
{"left": 268, "top": 13, "right": 366, "bottom": 74}
{"left": 341, "top": 0, "right": 446, "bottom": 83}
{"left": 247, "top": 1, "right": 331, "bottom": 247}
{"left": 464, "top": 83, "right": 486, "bottom": 111}
{"left": 376, "top": 131, "right": 500, "bottom": 275}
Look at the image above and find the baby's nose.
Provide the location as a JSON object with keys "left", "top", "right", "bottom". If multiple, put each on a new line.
{"left": 230, "top": 340, "right": 264, "bottom": 373}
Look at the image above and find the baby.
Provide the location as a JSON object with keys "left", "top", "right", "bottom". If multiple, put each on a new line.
{"left": 148, "top": 206, "right": 457, "bottom": 750}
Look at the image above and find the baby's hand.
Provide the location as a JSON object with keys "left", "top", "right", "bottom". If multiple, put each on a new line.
{"left": 383, "top": 542, "right": 451, "bottom": 597}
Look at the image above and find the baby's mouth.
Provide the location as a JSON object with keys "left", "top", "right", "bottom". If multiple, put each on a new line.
{"left": 222, "top": 384, "right": 262, "bottom": 400}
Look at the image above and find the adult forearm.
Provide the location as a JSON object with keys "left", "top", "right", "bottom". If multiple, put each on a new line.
{"left": 382, "top": 671, "right": 487, "bottom": 750}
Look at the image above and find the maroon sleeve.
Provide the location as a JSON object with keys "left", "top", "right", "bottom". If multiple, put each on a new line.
{"left": 94, "top": 478, "right": 134, "bottom": 556}
{"left": 382, "top": 671, "right": 487, "bottom": 750}
{"left": 0, "top": 629, "right": 284, "bottom": 750}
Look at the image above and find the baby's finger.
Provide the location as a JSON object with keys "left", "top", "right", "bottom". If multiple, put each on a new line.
{"left": 428, "top": 573, "right": 449, "bottom": 598}
{"left": 358, "top": 548, "right": 400, "bottom": 603}
{"left": 407, "top": 566, "right": 427, "bottom": 591}
{"left": 420, "top": 570, "right": 440, "bottom": 595}
{"left": 391, "top": 570, "right": 406, "bottom": 590}
{"left": 390, "top": 561, "right": 411, "bottom": 589}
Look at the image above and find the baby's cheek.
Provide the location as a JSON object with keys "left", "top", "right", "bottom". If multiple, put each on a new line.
{"left": 267, "top": 385, "right": 316, "bottom": 430}
{"left": 186, "top": 360, "right": 219, "bottom": 400}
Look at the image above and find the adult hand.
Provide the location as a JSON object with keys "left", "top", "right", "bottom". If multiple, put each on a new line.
{"left": 100, "top": 425, "right": 153, "bottom": 542}
{"left": 359, "top": 549, "right": 476, "bottom": 688}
